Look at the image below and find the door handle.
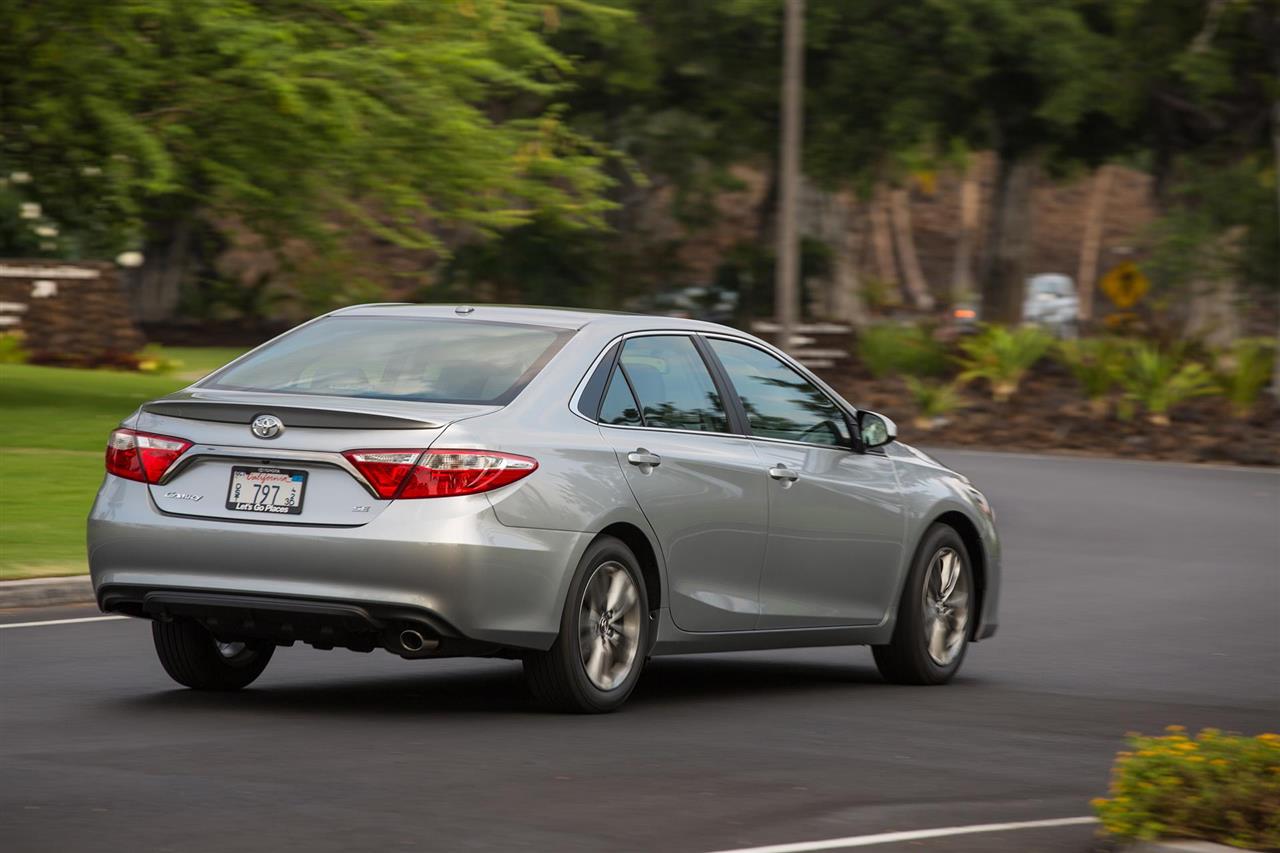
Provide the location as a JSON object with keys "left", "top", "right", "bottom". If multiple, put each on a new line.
{"left": 627, "top": 449, "right": 662, "bottom": 467}
{"left": 768, "top": 464, "right": 799, "bottom": 482}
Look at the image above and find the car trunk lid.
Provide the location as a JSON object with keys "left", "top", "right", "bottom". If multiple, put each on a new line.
{"left": 136, "top": 389, "right": 496, "bottom": 525}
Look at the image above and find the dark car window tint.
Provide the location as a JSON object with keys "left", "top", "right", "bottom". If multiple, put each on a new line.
{"left": 619, "top": 336, "right": 729, "bottom": 433}
{"left": 708, "top": 338, "right": 850, "bottom": 447}
{"left": 599, "top": 365, "right": 642, "bottom": 426}
{"left": 204, "top": 316, "right": 571, "bottom": 405}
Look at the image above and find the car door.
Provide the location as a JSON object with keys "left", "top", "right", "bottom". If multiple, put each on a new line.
{"left": 595, "top": 334, "right": 768, "bottom": 632}
{"left": 704, "top": 336, "right": 906, "bottom": 628}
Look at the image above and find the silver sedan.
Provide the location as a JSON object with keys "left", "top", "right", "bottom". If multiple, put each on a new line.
{"left": 88, "top": 305, "right": 1001, "bottom": 712}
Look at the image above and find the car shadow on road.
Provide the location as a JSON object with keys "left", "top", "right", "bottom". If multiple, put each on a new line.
{"left": 112, "top": 654, "right": 890, "bottom": 718}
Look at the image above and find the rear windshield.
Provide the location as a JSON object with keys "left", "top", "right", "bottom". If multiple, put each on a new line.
{"left": 203, "top": 316, "right": 573, "bottom": 405}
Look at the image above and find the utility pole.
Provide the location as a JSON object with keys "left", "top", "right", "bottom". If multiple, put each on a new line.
{"left": 775, "top": 0, "right": 804, "bottom": 352}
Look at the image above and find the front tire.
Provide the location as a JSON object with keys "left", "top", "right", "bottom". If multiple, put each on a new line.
{"left": 873, "top": 524, "right": 974, "bottom": 685}
{"left": 152, "top": 619, "right": 275, "bottom": 690}
{"left": 523, "top": 536, "right": 651, "bottom": 713}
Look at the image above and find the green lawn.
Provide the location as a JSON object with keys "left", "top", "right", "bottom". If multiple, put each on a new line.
{"left": 0, "top": 346, "right": 245, "bottom": 580}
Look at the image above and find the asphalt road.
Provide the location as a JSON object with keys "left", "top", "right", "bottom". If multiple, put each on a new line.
{"left": 3, "top": 450, "right": 1277, "bottom": 853}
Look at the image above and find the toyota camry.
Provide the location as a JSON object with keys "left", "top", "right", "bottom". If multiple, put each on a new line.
{"left": 88, "top": 305, "right": 1001, "bottom": 712}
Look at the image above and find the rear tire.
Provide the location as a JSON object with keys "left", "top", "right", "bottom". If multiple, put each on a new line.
{"left": 152, "top": 619, "right": 274, "bottom": 690}
{"left": 523, "top": 536, "right": 651, "bottom": 713}
{"left": 873, "top": 524, "right": 973, "bottom": 685}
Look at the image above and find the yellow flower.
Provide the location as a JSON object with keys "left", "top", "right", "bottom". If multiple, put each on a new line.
{"left": 1165, "top": 725, "right": 1186, "bottom": 733}
{"left": 1210, "top": 758, "right": 1229, "bottom": 767}
{"left": 1090, "top": 797, "right": 1109, "bottom": 808}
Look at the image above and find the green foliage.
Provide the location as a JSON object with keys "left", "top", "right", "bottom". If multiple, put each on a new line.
{"left": 134, "top": 344, "right": 184, "bottom": 376}
{"left": 438, "top": 217, "right": 620, "bottom": 309}
{"left": 904, "top": 377, "right": 963, "bottom": 429}
{"left": 1216, "top": 337, "right": 1276, "bottom": 419}
{"left": 1093, "top": 728, "right": 1280, "bottom": 849}
{"left": 1114, "top": 342, "right": 1218, "bottom": 426}
{"left": 955, "top": 325, "right": 1053, "bottom": 402}
{"left": 1057, "top": 338, "right": 1123, "bottom": 412}
{"left": 0, "top": 334, "right": 29, "bottom": 365}
{"left": 1144, "top": 158, "right": 1280, "bottom": 297}
{"left": 0, "top": 0, "right": 619, "bottom": 259}
{"left": 856, "top": 324, "right": 949, "bottom": 379}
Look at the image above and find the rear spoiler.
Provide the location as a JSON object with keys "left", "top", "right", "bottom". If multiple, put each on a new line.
{"left": 141, "top": 400, "right": 443, "bottom": 430}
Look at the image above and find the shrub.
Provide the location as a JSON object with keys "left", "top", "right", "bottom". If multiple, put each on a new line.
{"left": 1058, "top": 338, "right": 1123, "bottom": 416}
{"left": 856, "top": 323, "right": 949, "bottom": 379}
{"left": 955, "top": 324, "right": 1053, "bottom": 402}
{"left": 1093, "top": 728, "right": 1280, "bottom": 849}
{"left": 1115, "top": 342, "right": 1217, "bottom": 427}
{"left": 1216, "top": 337, "right": 1276, "bottom": 419}
{"left": 134, "top": 345, "right": 185, "bottom": 375}
{"left": 904, "top": 378, "right": 963, "bottom": 431}
{"left": 0, "top": 333, "right": 29, "bottom": 364}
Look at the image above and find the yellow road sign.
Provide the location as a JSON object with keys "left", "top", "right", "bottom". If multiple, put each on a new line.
{"left": 1100, "top": 262, "right": 1149, "bottom": 309}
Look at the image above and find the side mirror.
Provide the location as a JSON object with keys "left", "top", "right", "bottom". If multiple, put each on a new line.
{"left": 857, "top": 410, "right": 897, "bottom": 450}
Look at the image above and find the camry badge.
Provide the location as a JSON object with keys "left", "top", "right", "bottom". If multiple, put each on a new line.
{"left": 251, "top": 414, "right": 284, "bottom": 439}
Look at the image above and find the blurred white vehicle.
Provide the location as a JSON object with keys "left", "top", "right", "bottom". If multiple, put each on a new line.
{"left": 1023, "top": 273, "right": 1078, "bottom": 336}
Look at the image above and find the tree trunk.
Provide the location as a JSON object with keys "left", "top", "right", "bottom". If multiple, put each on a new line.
{"left": 869, "top": 185, "right": 898, "bottom": 289}
{"left": 773, "top": 0, "right": 805, "bottom": 351}
{"left": 889, "top": 187, "right": 934, "bottom": 311}
{"left": 832, "top": 198, "right": 869, "bottom": 329}
{"left": 1272, "top": 99, "right": 1280, "bottom": 399}
{"left": 800, "top": 182, "right": 867, "bottom": 328}
{"left": 1076, "top": 165, "right": 1114, "bottom": 324}
{"left": 133, "top": 217, "right": 195, "bottom": 322}
{"left": 979, "top": 151, "right": 1038, "bottom": 325}
{"left": 1184, "top": 228, "right": 1243, "bottom": 350}
{"left": 951, "top": 157, "right": 980, "bottom": 302}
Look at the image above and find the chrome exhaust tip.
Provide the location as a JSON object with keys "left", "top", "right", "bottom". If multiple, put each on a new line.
{"left": 399, "top": 629, "right": 426, "bottom": 652}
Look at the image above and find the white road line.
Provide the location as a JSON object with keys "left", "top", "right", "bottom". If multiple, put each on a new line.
{"left": 702, "top": 816, "right": 1099, "bottom": 853}
{"left": 0, "top": 615, "right": 128, "bottom": 629}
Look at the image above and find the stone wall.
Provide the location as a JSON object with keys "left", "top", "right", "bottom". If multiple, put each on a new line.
{"left": 0, "top": 260, "right": 144, "bottom": 365}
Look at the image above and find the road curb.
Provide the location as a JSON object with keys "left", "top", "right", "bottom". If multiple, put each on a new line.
{"left": 1122, "top": 842, "right": 1259, "bottom": 853}
{"left": 0, "top": 576, "right": 94, "bottom": 608}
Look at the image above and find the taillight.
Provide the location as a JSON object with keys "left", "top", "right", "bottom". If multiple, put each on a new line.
{"left": 342, "top": 450, "right": 423, "bottom": 498}
{"left": 342, "top": 449, "right": 537, "bottom": 499}
{"left": 105, "top": 428, "right": 192, "bottom": 483}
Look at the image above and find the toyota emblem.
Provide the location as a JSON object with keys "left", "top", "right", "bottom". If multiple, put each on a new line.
{"left": 251, "top": 414, "right": 284, "bottom": 439}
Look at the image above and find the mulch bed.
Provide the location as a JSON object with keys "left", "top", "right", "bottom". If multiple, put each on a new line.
{"left": 825, "top": 360, "right": 1280, "bottom": 467}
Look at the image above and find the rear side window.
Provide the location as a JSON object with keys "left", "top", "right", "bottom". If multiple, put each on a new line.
{"left": 598, "top": 365, "right": 642, "bottom": 426}
{"left": 204, "top": 316, "right": 572, "bottom": 405}
{"left": 617, "top": 336, "right": 729, "bottom": 433}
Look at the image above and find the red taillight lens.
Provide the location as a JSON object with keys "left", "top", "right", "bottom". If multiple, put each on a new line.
{"left": 342, "top": 450, "right": 425, "bottom": 498}
{"left": 343, "top": 449, "right": 538, "bottom": 499}
{"left": 105, "top": 429, "right": 192, "bottom": 483}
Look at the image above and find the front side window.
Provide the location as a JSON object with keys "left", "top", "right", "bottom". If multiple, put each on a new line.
{"left": 708, "top": 338, "right": 850, "bottom": 447}
{"left": 204, "top": 316, "right": 571, "bottom": 405}
{"left": 616, "top": 336, "right": 729, "bottom": 433}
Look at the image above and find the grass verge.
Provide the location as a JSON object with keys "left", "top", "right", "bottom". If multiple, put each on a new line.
{"left": 0, "top": 347, "right": 244, "bottom": 580}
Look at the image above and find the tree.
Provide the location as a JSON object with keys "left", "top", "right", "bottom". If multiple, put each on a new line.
{"left": 0, "top": 0, "right": 617, "bottom": 318}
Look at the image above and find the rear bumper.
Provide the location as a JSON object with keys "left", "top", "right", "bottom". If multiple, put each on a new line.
{"left": 88, "top": 477, "right": 590, "bottom": 651}
{"left": 98, "top": 586, "right": 499, "bottom": 657}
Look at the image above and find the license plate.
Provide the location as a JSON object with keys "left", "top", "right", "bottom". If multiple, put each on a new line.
{"left": 225, "top": 466, "right": 307, "bottom": 515}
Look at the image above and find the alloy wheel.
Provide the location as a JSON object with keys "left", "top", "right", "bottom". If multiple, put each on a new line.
{"left": 921, "top": 547, "right": 970, "bottom": 666}
{"left": 578, "top": 561, "right": 642, "bottom": 691}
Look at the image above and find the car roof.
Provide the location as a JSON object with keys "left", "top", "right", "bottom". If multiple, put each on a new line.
{"left": 331, "top": 303, "right": 741, "bottom": 335}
